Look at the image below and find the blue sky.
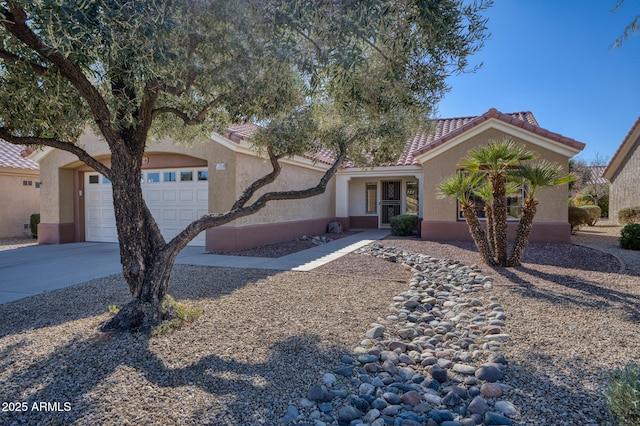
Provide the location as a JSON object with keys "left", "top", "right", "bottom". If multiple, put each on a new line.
{"left": 436, "top": 0, "right": 640, "bottom": 162}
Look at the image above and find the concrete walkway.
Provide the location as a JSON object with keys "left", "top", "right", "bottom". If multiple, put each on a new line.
{"left": 0, "top": 229, "right": 389, "bottom": 304}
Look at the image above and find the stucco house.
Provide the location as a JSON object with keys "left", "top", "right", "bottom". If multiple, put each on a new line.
{"left": 0, "top": 139, "right": 40, "bottom": 238}
{"left": 30, "top": 108, "right": 584, "bottom": 251}
{"left": 603, "top": 115, "right": 640, "bottom": 224}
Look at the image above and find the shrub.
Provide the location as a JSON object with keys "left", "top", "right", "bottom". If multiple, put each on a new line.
{"left": 29, "top": 213, "right": 40, "bottom": 238}
{"left": 620, "top": 224, "right": 640, "bottom": 250}
{"left": 619, "top": 206, "right": 640, "bottom": 225}
{"left": 568, "top": 206, "right": 589, "bottom": 234}
{"left": 605, "top": 361, "right": 640, "bottom": 424}
{"left": 390, "top": 214, "right": 419, "bottom": 236}
{"left": 582, "top": 205, "right": 601, "bottom": 226}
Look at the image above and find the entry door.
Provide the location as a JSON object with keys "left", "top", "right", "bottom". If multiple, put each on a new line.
{"left": 380, "top": 180, "right": 401, "bottom": 226}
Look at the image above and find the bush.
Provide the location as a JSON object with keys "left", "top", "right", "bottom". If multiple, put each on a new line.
{"left": 599, "top": 193, "right": 609, "bottom": 218}
{"left": 619, "top": 206, "right": 640, "bottom": 225}
{"left": 605, "top": 361, "right": 640, "bottom": 424}
{"left": 620, "top": 224, "right": 640, "bottom": 251}
{"left": 568, "top": 206, "right": 589, "bottom": 234}
{"left": 29, "top": 213, "right": 40, "bottom": 238}
{"left": 390, "top": 214, "right": 419, "bottom": 236}
{"left": 582, "top": 205, "right": 601, "bottom": 226}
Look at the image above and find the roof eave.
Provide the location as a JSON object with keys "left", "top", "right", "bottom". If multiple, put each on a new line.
{"left": 603, "top": 115, "right": 640, "bottom": 181}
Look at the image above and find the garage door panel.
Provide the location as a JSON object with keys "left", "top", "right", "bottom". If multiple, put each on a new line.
{"left": 162, "top": 190, "right": 177, "bottom": 202}
{"left": 146, "top": 190, "right": 162, "bottom": 202}
{"left": 85, "top": 169, "right": 207, "bottom": 247}
{"left": 163, "top": 209, "right": 178, "bottom": 221}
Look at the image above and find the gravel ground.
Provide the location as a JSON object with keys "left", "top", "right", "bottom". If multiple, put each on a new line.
{"left": 0, "top": 223, "right": 638, "bottom": 425}
{"left": 210, "top": 232, "right": 361, "bottom": 258}
{"left": 0, "top": 236, "right": 38, "bottom": 251}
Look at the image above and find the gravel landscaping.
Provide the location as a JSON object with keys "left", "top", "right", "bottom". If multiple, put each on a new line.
{"left": 0, "top": 223, "right": 638, "bottom": 425}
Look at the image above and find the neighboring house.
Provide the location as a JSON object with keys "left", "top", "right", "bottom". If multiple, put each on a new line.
{"left": 603, "top": 115, "right": 640, "bottom": 224}
{"left": 30, "top": 108, "right": 584, "bottom": 250}
{"left": 0, "top": 139, "right": 40, "bottom": 238}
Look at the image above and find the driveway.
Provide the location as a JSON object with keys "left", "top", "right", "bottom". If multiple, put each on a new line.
{"left": 0, "top": 230, "right": 390, "bottom": 304}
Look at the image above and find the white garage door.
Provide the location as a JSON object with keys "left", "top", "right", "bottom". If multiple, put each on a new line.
{"left": 85, "top": 168, "right": 209, "bottom": 246}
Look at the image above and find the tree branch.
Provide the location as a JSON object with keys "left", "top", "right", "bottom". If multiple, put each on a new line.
{"left": 1, "top": 4, "right": 117, "bottom": 144}
{"left": 0, "top": 49, "right": 49, "bottom": 75}
{"left": 164, "top": 140, "right": 349, "bottom": 253}
{"left": 0, "top": 127, "right": 111, "bottom": 178}
{"left": 231, "top": 146, "right": 283, "bottom": 210}
{"left": 151, "top": 96, "right": 223, "bottom": 124}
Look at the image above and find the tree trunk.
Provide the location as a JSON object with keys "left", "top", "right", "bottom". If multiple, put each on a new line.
{"left": 99, "top": 144, "right": 182, "bottom": 332}
{"left": 508, "top": 198, "right": 538, "bottom": 267}
{"left": 462, "top": 204, "right": 496, "bottom": 266}
{"left": 490, "top": 174, "right": 508, "bottom": 266}
{"left": 485, "top": 205, "right": 496, "bottom": 263}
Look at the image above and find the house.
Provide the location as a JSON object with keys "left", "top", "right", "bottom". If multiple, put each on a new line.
{"left": 0, "top": 139, "right": 40, "bottom": 238}
{"left": 603, "top": 115, "right": 640, "bottom": 224}
{"left": 30, "top": 108, "right": 584, "bottom": 250}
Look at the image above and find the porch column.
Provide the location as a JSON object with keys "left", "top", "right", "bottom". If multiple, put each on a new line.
{"left": 414, "top": 173, "right": 423, "bottom": 218}
{"left": 335, "top": 175, "right": 350, "bottom": 225}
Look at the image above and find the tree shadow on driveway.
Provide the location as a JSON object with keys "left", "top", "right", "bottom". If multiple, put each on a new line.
{"left": 0, "top": 265, "right": 277, "bottom": 338}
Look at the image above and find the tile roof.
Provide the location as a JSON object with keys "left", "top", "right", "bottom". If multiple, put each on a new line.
{"left": 588, "top": 165, "right": 609, "bottom": 185}
{"left": 0, "top": 139, "right": 39, "bottom": 170}
{"left": 409, "top": 108, "right": 585, "bottom": 164}
{"left": 603, "top": 115, "right": 640, "bottom": 180}
{"left": 225, "top": 108, "right": 586, "bottom": 168}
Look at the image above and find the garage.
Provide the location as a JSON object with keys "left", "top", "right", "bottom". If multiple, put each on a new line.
{"left": 84, "top": 168, "right": 209, "bottom": 246}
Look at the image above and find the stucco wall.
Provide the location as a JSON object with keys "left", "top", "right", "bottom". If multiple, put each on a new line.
{"left": 421, "top": 128, "right": 572, "bottom": 224}
{"left": 0, "top": 168, "right": 40, "bottom": 237}
{"left": 230, "top": 152, "right": 335, "bottom": 226}
{"left": 36, "top": 128, "right": 335, "bottom": 246}
{"left": 609, "top": 138, "right": 640, "bottom": 224}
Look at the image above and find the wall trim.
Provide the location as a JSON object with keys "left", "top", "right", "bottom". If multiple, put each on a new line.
{"left": 205, "top": 217, "right": 338, "bottom": 252}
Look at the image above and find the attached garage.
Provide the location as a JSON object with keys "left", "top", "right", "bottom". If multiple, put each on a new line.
{"left": 84, "top": 167, "right": 208, "bottom": 246}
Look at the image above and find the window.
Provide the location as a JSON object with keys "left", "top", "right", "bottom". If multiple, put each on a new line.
{"left": 457, "top": 186, "right": 526, "bottom": 220}
{"left": 197, "top": 170, "right": 208, "bottom": 181}
{"left": 180, "top": 171, "right": 193, "bottom": 182}
{"left": 89, "top": 175, "right": 99, "bottom": 184}
{"left": 406, "top": 181, "right": 419, "bottom": 215}
{"left": 147, "top": 172, "right": 160, "bottom": 183}
{"left": 365, "top": 183, "right": 377, "bottom": 214}
{"left": 164, "top": 171, "right": 177, "bottom": 182}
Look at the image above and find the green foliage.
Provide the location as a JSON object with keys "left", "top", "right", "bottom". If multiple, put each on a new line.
{"left": 108, "top": 305, "right": 118, "bottom": 315}
{"left": 152, "top": 295, "right": 202, "bottom": 336}
{"left": 1, "top": 0, "right": 492, "bottom": 162}
{"left": 582, "top": 205, "right": 602, "bottom": 226}
{"left": 568, "top": 206, "right": 590, "bottom": 234}
{"left": 620, "top": 224, "right": 640, "bottom": 251}
{"left": 439, "top": 138, "right": 576, "bottom": 266}
{"left": 29, "top": 213, "right": 40, "bottom": 238}
{"left": 619, "top": 206, "right": 640, "bottom": 225}
{"left": 390, "top": 214, "right": 419, "bottom": 236}
{"left": 605, "top": 361, "right": 640, "bottom": 424}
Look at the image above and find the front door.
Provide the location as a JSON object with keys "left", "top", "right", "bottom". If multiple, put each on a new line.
{"left": 380, "top": 180, "right": 401, "bottom": 226}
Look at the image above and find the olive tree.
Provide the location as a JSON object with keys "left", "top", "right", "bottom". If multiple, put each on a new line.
{"left": 0, "top": 0, "right": 490, "bottom": 331}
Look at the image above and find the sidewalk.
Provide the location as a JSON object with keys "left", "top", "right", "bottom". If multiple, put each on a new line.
{"left": 0, "top": 230, "right": 389, "bottom": 304}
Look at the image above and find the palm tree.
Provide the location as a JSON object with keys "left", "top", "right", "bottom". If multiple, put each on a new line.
{"left": 437, "top": 171, "right": 496, "bottom": 266}
{"left": 459, "top": 138, "right": 537, "bottom": 266}
{"left": 474, "top": 179, "right": 522, "bottom": 264}
{"left": 507, "top": 160, "right": 578, "bottom": 266}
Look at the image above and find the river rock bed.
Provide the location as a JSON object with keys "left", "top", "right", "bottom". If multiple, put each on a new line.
{"left": 283, "top": 244, "right": 519, "bottom": 426}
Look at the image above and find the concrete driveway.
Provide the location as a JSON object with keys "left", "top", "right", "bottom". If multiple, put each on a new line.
{"left": 0, "top": 230, "right": 390, "bottom": 305}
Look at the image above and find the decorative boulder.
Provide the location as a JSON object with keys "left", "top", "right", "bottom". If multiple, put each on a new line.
{"left": 327, "top": 221, "right": 343, "bottom": 233}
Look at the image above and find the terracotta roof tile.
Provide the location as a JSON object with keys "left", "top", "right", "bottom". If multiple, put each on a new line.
{"left": 221, "top": 109, "right": 585, "bottom": 169}
{"left": 0, "top": 139, "right": 39, "bottom": 170}
{"left": 410, "top": 108, "right": 585, "bottom": 162}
